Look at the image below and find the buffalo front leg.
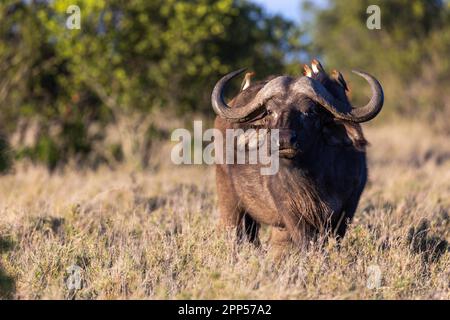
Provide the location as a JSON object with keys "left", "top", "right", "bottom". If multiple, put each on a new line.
{"left": 243, "top": 213, "right": 261, "bottom": 246}
{"left": 335, "top": 174, "right": 366, "bottom": 238}
{"left": 216, "top": 165, "right": 245, "bottom": 241}
{"left": 216, "top": 165, "right": 260, "bottom": 245}
{"left": 269, "top": 227, "right": 292, "bottom": 261}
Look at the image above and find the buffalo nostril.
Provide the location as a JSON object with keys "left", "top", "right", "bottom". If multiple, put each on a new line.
{"left": 290, "top": 134, "right": 297, "bottom": 145}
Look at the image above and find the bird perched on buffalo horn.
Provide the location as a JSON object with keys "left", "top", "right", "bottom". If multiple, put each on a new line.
{"left": 303, "top": 64, "right": 313, "bottom": 77}
{"left": 331, "top": 70, "right": 349, "bottom": 92}
{"left": 240, "top": 72, "right": 255, "bottom": 91}
{"left": 311, "top": 58, "right": 325, "bottom": 74}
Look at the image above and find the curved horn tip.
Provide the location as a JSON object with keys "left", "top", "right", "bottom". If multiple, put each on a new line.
{"left": 230, "top": 68, "right": 247, "bottom": 77}
{"left": 350, "top": 69, "right": 384, "bottom": 122}
{"left": 351, "top": 69, "right": 383, "bottom": 92}
{"left": 351, "top": 69, "right": 368, "bottom": 77}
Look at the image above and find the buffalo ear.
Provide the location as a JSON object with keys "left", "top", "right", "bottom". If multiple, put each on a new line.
{"left": 322, "top": 119, "right": 368, "bottom": 151}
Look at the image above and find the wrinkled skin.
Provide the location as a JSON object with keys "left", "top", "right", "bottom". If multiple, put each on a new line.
{"left": 215, "top": 66, "right": 372, "bottom": 252}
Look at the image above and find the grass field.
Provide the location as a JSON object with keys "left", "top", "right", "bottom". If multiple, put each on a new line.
{"left": 0, "top": 120, "right": 449, "bottom": 299}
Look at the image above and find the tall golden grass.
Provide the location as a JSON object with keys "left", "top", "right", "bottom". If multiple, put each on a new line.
{"left": 0, "top": 120, "right": 449, "bottom": 299}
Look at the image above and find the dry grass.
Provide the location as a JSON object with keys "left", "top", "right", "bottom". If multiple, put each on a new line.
{"left": 0, "top": 120, "right": 449, "bottom": 299}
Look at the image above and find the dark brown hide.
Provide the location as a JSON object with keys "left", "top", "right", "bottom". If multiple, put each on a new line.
{"left": 213, "top": 62, "right": 382, "bottom": 251}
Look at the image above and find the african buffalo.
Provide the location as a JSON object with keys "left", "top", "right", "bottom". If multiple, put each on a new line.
{"left": 211, "top": 59, "right": 384, "bottom": 252}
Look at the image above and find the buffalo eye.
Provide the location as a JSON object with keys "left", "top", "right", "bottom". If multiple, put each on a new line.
{"left": 249, "top": 115, "right": 269, "bottom": 127}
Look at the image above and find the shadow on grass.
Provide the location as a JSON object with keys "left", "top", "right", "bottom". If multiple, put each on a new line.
{"left": 408, "top": 219, "right": 449, "bottom": 263}
{"left": 0, "top": 236, "right": 16, "bottom": 299}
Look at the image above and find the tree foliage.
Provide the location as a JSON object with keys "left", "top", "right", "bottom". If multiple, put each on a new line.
{"left": 1, "top": 0, "right": 450, "bottom": 170}
{"left": 0, "top": 0, "right": 301, "bottom": 169}
{"left": 304, "top": 0, "right": 450, "bottom": 118}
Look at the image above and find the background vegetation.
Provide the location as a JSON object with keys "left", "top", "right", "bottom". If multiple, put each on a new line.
{"left": 0, "top": 0, "right": 302, "bottom": 169}
{"left": 1, "top": 0, "right": 449, "bottom": 170}
{"left": 306, "top": 0, "right": 450, "bottom": 125}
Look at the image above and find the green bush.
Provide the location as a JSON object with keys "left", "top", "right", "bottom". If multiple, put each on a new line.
{"left": 1, "top": 0, "right": 449, "bottom": 169}
{"left": 0, "top": 0, "right": 301, "bottom": 168}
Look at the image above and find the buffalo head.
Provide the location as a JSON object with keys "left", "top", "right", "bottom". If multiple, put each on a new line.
{"left": 211, "top": 61, "right": 383, "bottom": 158}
